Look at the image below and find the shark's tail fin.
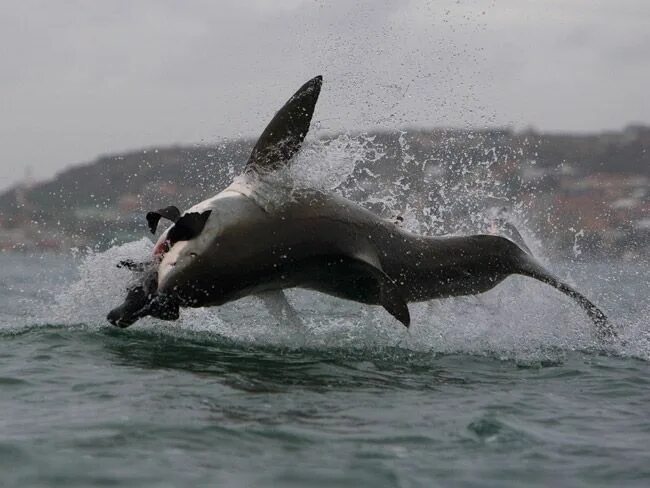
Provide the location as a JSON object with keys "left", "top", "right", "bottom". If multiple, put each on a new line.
{"left": 489, "top": 212, "right": 617, "bottom": 342}
{"left": 516, "top": 259, "right": 616, "bottom": 341}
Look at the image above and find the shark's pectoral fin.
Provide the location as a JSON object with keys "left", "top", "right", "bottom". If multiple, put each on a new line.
{"left": 377, "top": 278, "right": 411, "bottom": 328}
{"left": 167, "top": 210, "right": 212, "bottom": 243}
{"left": 245, "top": 75, "right": 323, "bottom": 175}
{"left": 146, "top": 206, "right": 181, "bottom": 234}
{"left": 345, "top": 253, "right": 410, "bottom": 328}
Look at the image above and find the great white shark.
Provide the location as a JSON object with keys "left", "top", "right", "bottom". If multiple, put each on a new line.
{"left": 107, "top": 76, "right": 616, "bottom": 341}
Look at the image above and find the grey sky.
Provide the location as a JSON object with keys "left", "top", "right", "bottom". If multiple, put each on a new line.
{"left": 1, "top": 0, "right": 649, "bottom": 190}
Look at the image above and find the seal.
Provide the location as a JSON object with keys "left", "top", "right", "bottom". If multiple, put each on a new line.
{"left": 107, "top": 76, "right": 616, "bottom": 340}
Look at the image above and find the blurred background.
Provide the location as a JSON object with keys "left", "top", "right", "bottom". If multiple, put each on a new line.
{"left": 1, "top": 0, "right": 648, "bottom": 258}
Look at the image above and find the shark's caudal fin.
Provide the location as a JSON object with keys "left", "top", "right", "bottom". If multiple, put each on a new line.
{"left": 517, "top": 259, "right": 617, "bottom": 341}
{"left": 245, "top": 75, "right": 323, "bottom": 175}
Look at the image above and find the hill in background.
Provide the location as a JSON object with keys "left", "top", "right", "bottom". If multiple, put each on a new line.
{"left": 1, "top": 125, "right": 648, "bottom": 257}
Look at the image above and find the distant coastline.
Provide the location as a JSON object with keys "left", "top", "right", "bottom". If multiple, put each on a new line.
{"left": 1, "top": 125, "right": 648, "bottom": 259}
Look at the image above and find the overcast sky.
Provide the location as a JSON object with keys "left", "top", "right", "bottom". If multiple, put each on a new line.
{"left": 1, "top": 0, "right": 648, "bottom": 190}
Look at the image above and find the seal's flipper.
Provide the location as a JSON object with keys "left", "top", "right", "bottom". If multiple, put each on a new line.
{"left": 167, "top": 211, "right": 212, "bottom": 243}
{"left": 117, "top": 259, "right": 150, "bottom": 272}
{"left": 245, "top": 75, "right": 323, "bottom": 175}
{"left": 517, "top": 260, "right": 616, "bottom": 341}
{"left": 146, "top": 206, "right": 181, "bottom": 234}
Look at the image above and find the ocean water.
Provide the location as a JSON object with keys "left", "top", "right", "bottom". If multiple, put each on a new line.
{"left": 0, "top": 249, "right": 649, "bottom": 487}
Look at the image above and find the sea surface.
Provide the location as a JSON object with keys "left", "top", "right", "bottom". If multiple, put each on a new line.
{"left": 0, "top": 249, "right": 648, "bottom": 487}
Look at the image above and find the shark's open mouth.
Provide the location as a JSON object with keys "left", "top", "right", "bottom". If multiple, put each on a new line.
{"left": 108, "top": 209, "right": 210, "bottom": 327}
{"left": 153, "top": 239, "right": 170, "bottom": 258}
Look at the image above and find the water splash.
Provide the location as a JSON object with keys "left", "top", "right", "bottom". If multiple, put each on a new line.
{"left": 28, "top": 131, "right": 648, "bottom": 362}
{"left": 51, "top": 239, "right": 154, "bottom": 326}
{"left": 290, "top": 133, "right": 385, "bottom": 191}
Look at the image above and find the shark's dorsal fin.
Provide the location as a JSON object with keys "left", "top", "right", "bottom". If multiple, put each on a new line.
{"left": 245, "top": 75, "right": 323, "bottom": 175}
